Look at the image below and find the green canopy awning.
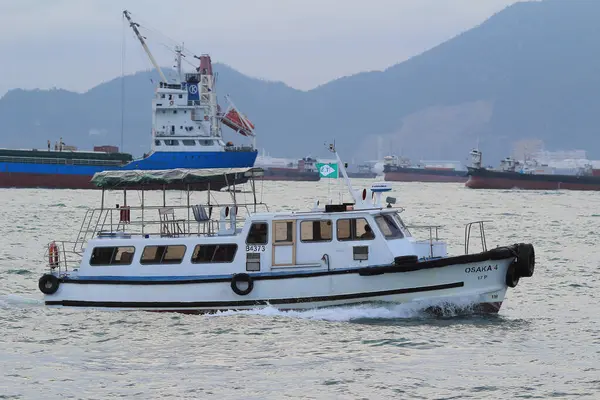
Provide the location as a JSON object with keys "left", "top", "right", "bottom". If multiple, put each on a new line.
{"left": 91, "top": 167, "right": 264, "bottom": 189}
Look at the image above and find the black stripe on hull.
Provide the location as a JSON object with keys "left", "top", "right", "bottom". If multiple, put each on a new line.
{"left": 58, "top": 246, "right": 517, "bottom": 285}
{"left": 45, "top": 281, "right": 464, "bottom": 308}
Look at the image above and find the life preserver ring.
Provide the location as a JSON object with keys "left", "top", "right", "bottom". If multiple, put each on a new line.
{"left": 119, "top": 206, "right": 131, "bottom": 223}
{"left": 505, "top": 262, "right": 520, "bottom": 288}
{"left": 39, "top": 274, "right": 60, "bottom": 295}
{"left": 515, "top": 243, "right": 535, "bottom": 278}
{"left": 169, "top": 100, "right": 174, "bottom": 106}
{"left": 231, "top": 273, "right": 254, "bottom": 296}
{"left": 48, "top": 241, "right": 59, "bottom": 267}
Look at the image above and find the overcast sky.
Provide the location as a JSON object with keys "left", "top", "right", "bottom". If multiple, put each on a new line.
{"left": 0, "top": 0, "right": 525, "bottom": 96}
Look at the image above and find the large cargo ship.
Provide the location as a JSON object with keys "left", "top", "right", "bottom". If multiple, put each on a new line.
{"left": 0, "top": 11, "right": 257, "bottom": 190}
{"left": 256, "top": 156, "right": 320, "bottom": 181}
{"left": 466, "top": 149, "right": 600, "bottom": 191}
{"left": 383, "top": 156, "right": 468, "bottom": 183}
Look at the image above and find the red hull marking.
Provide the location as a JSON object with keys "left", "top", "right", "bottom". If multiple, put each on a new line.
{"left": 0, "top": 172, "right": 96, "bottom": 189}
{"left": 466, "top": 176, "right": 600, "bottom": 191}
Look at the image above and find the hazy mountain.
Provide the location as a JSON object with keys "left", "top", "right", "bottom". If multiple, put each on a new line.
{"left": 1, "top": 0, "right": 599, "bottom": 165}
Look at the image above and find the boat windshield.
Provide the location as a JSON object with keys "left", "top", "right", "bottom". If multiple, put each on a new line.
{"left": 389, "top": 212, "right": 412, "bottom": 238}
{"left": 375, "top": 214, "right": 404, "bottom": 239}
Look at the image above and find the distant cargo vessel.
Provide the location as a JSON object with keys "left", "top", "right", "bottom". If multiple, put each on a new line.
{"left": 256, "top": 156, "right": 320, "bottom": 181}
{"left": 345, "top": 163, "right": 378, "bottom": 179}
{"left": 466, "top": 149, "right": 600, "bottom": 191}
{"left": 383, "top": 156, "right": 467, "bottom": 183}
{"left": 0, "top": 11, "right": 257, "bottom": 190}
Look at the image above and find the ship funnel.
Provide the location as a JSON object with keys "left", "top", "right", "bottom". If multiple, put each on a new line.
{"left": 197, "top": 54, "right": 213, "bottom": 75}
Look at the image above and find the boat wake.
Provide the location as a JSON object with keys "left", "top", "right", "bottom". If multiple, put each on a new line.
{"left": 0, "top": 294, "right": 43, "bottom": 308}
{"left": 208, "top": 296, "right": 489, "bottom": 322}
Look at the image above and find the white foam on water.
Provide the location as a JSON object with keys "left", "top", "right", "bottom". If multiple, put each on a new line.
{"left": 208, "top": 295, "right": 484, "bottom": 322}
{"left": 0, "top": 294, "right": 44, "bottom": 308}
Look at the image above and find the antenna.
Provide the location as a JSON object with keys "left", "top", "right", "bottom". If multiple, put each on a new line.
{"left": 122, "top": 10, "right": 168, "bottom": 83}
{"left": 120, "top": 12, "right": 126, "bottom": 152}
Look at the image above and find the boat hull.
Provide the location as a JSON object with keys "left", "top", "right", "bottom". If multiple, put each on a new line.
{"left": 346, "top": 172, "right": 378, "bottom": 179}
{"left": 0, "top": 150, "right": 257, "bottom": 189}
{"left": 43, "top": 256, "right": 515, "bottom": 313}
{"left": 466, "top": 167, "right": 600, "bottom": 190}
{"left": 384, "top": 167, "right": 468, "bottom": 183}
{"left": 260, "top": 168, "right": 320, "bottom": 182}
{"left": 0, "top": 171, "right": 250, "bottom": 191}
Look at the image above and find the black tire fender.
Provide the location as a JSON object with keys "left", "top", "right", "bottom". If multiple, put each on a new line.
{"left": 516, "top": 243, "right": 535, "bottom": 278}
{"left": 505, "top": 262, "right": 520, "bottom": 288}
{"left": 231, "top": 273, "right": 254, "bottom": 296}
{"left": 39, "top": 274, "right": 60, "bottom": 295}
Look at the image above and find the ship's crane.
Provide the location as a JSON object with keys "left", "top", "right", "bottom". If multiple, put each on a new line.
{"left": 123, "top": 10, "right": 168, "bottom": 84}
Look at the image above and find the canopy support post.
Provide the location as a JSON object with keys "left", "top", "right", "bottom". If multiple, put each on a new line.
{"left": 141, "top": 188, "right": 145, "bottom": 236}
{"left": 251, "top": 175, "right": 257, "bottom": 213}
{"left": 187, "top": 184, "right": 191, "bottom": 235}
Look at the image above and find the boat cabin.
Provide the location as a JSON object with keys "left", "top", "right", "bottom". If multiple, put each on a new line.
{"left": 47, "top": 166, "right": 449, "bottom": 279}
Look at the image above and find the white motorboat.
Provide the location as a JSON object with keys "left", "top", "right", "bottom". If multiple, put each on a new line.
{"left": 38, "top": 146, "right": 535, "bottom": 314}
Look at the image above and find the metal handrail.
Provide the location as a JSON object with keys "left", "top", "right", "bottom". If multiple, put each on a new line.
{"left": 73, "top": 202, "right": 269, "bottom": 247}
{"left": 464, "top": 220, "right": 493, "bottom": 254}
{"left": 408, "top": 225, "right": 443, "bottom": 257}
{"left": 44, "top": 241, "right": 83, "bottom": 274}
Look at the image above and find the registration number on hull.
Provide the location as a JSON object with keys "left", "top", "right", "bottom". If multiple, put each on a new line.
{"left": 246, "top": 245, "right": 266, "bottom": 252}
{"left": 465, "top": 264, "right": 498, "bottom": 281}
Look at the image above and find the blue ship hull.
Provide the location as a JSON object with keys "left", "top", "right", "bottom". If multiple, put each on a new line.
{"left": 0, "top": 150, "right": 257, "bottom": 189}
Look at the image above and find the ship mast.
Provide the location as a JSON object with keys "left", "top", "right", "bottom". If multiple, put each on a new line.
{"left": 174, "top": 45, "right": 184, "bottom": 83}
{"left": 329, "top": 143, "right": 359, "bottom": 204}
{"left": 123, "top": 10, "right": 168, "bottom": 84}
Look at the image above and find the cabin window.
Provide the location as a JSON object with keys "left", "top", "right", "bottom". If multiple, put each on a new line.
{"left": 182, "top": 140, "right": 196, "bottom": 146}
{"left": 165, "top": 140, "right": 179, "bottom": 146}
{"left": 155, "top": 140, "right": 161, "bottom": 146}
{"left": 300, "top": 220, "right": 332, "bottom": 242}
{"left": 191, "top": 244, "right": 237, "bottom": 263}
{"left": 247, "top": 222, "right": 268, "bottom": 244}
{"left": 178, "top": 94, "right": 183, "bottom": 99}
{"left": 140, "top": 245, "right": 187, "bottom": 264}
{"left": 273, "top": 221, "right": 293, "bottom": 243}
{"left": 337, "top": 218, "right": 374, "bottom": 241}
{"left": 391, "top": 212, "right": 412, "bottom": 237}
{"left": 161, "top": 94, "right": 165, "bottom": 98}
{"left": 90, "top": 246, "right": 135, "bottom": 266}
{"left": 375, "top": 214, "right": 404, "bottom": 239}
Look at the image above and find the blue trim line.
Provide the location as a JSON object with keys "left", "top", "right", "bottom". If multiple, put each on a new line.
{"left": 73, "top": 265, "right": 366, "bottom": 282}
